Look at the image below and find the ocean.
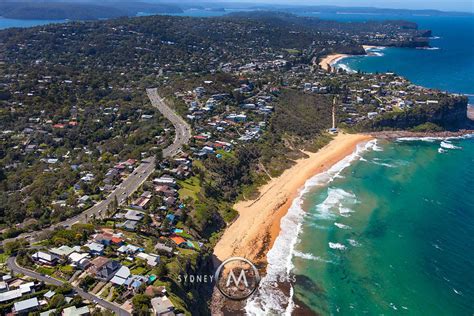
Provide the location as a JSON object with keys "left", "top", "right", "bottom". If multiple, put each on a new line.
{"left": 329, "top": 15, "right": 474, "bottom": 100}
{"left": 245, "top": 13, "right": 474, "bottom": 316}
{"left": 291, "top": 137, "right": 474, "bottom": 314}
{"left": 0, "top": 17, "right": 67, "bottom": 30}
{"left": 247, "top": 136, "right": 474, "bottom": 315}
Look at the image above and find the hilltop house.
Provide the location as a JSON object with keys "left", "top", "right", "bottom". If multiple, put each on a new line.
{"left": 88, "top": 257, "right": 120, "bottom": 281}
{"left": 32, "top": 251, "right": 59, "bottom": 266}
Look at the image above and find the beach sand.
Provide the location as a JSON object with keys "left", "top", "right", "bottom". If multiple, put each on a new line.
{"left": 362, "top": 45, "right": 377, "bottom": 51}
{"left": 318, "top": 53, "right": 349, "bottom": 71}
{"left": 213, "top": 133, "right": 373, "bottom": 266}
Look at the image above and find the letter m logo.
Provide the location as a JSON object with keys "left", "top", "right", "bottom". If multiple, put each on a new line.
{"left": 226, "top": 269, "right": 249, "bottom": 288}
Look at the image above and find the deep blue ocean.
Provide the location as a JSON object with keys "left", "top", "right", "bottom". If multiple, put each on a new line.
{"left": 323, "top": 14, "right": 474, "bottom": 101}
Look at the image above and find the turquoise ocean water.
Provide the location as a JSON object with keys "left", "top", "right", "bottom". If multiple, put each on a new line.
{"left": 244, "top": 13, "right": 474, "bottom": 315}
{"left": 290, "top": 137, "right": 474, "bottom": 315}
{"left": 284, "top": 13, "right": 474, "bottom": 316}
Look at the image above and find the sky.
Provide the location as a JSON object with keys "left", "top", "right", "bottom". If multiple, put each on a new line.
{"left": 218, "top": 0, "right": 474, "bottom": 13}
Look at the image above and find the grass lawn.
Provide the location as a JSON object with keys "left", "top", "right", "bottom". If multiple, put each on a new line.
{"left": 130, "top": 266, "right": 148, "bottom": 275}
{"left": 59, "top": 265, "right": 74, "bottom": 274}
{"left": 178, "top": 176, "right": 201, "bottom": 201}
{"left": 0, "top": 253, "right": 8, "bottom": 264}
{"left": 178, "top": 248, "right": 198, "bottom": 256}
{"left": 36, "top": 266, "right": 55, "bottom": 276}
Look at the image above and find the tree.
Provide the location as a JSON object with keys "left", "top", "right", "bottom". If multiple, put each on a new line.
{"left": 132, "top": 294, "right": 151, "bottom": 315}
{"left": 4, "top": 238, "right": 28, "bottom": 255}
{"left": 49, "top": 294, "right": 65, "bottom": 309}
{"left": 155, "top": 148, "right": 163, "bottom": 168}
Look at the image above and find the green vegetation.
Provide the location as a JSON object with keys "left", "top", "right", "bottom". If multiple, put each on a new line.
{"left": 178, "top": 177, "right": 202, "bottom": 201}
{"left": 411, "top": 122, "right": 444, "bottom": 132}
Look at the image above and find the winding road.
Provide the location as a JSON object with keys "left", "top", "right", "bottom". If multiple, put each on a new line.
{"left": 146, "top": 88, "right": 191, "bottom": 157}
{"left": 7, "top": 257, "right": 130, "bottom": 316}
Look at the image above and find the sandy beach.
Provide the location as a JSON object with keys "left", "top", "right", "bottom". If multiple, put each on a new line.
{"left": 318, "top": 53, "right": 349, "bottom": 71}
{"left": 213, "top": 133, "right": 373, "bottom": 266}
{"left": 362, "top": 45, "right": 377, "bottom": 51}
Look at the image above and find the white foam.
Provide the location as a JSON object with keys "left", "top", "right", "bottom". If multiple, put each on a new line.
{"left": 335, "top": 63, "right": 356, "bottom": 73}
{"left": 438, "top": 148, "right": 447, "bottom": 154}
{"left": 334, "top": 222, "right": 351, "bottom": 229}
{"left": 293, "top": 250, "right": 333, "bottom": 263}
{"left": 329, "top": 242, "right": 347, "bottom": 250}
{"left": 348, "top": 239, "right": 361, "bottom": 247}
{"left": 371, "top": 160, "right": 395, "bottom": 168}
{"left": 317, "top": 188, "right": 357, "bottom": 218}
{"left": 397, "top": 134, "right": 474, "bottom": 142}
{"left": 440, "top": 141, "right": 461, "bottom": 150}
{"left": 368, "top": 51, "right": 384, "bottom": 57}
{"left": 245, "top": 139, "right": 378, "bottom": 315}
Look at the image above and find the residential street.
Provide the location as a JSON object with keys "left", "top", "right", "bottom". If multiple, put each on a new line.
{"left": 1, "top": 90, "right": 191, "bottom": 246}
{"left": 7, "top": 257, "right": 131, "bottom": 316}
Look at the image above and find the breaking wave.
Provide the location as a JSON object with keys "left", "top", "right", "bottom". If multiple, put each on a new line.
{"left": 245, "top": 139, "right": 379, "bottom": 315}
{"left": 329, "top": 242, "right": 347, "bottom": 250}
{"left": 334, "top": 222, "right": 351, "bottom": 229}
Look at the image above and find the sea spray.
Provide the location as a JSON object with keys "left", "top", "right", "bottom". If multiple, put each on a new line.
{"left": 245, "top": 139, "right": 378, "bottom": 315}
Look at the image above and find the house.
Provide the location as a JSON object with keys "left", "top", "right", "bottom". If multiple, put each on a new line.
{"left": 117, "top": 244, "right": 140, "bottom": 255}
{"left": 94, "top": 233, "right": 113, "bottom": 245}
{"left": 111, "top": 237, "right": 124, "bottom": 245}
{"left": 109, "top": 266, "right": 131, "bottom": 286}
{"left": 13, "top": 297, "right": 39, "bottom": 314}
{"left": 88, "top": 257, "right": 120, "bottom": 281}
{"left": 169, "top": 236, "right": 187, "bottom": 247}
{"left": 136, "top": 253, "right": 160, "bottom": 267}
{"left": 154, "top": 243, "right": 173, "bottom": 255}
{"left": 131, "top": 196, "right": 150, "bottom": 210}
{"left": 40, "top": 309, "right": 57, "bottom": 316}
{"left": 68, "top": 253, "right": 91, "bottom": 270}
{"left": 62, "top": 306, "right": 90, "bottom": 316}
{"left": 32, "top": 251, "right": 59, "bottom": 266}
{"left": 151, "top": 296, "right": 175, "bottom": 316}
{"left": 153, "top": 176, "right": 176, "bottom": 187}
{"left": 118, "top": 220, "right": 138, "bottom": 231}
{"left": 0, "top": 289, "right": 22, "bottom": 303}
{"left": 43, "top": 290, "right": 56, "bottom": 301}
{"left": 145, "top": 285, "right": 167, "bottom": 297}
{"left": 124, "top": 210, "right": 144, "bottom": 221}
{"left": 124, "top": 275, "right": 148, "bottom": 292}
{"left": 50, "top": 245, "right": 77, "bottom": 257}
{"left": 155, "top": 185, "right": 177, "bottom": 198}
{"left": 84, "top": 242, "right": 105, "bottom": 255}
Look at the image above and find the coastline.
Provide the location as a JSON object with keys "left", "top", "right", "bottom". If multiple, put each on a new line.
{"left": 213, "top": 133, "right": 373, "bottom": 267}
{"left": 318, "top": 53, "right": 349, "bottom": 71}
{"left": 318, "top": 45, "right": 383, "bottom": 72}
